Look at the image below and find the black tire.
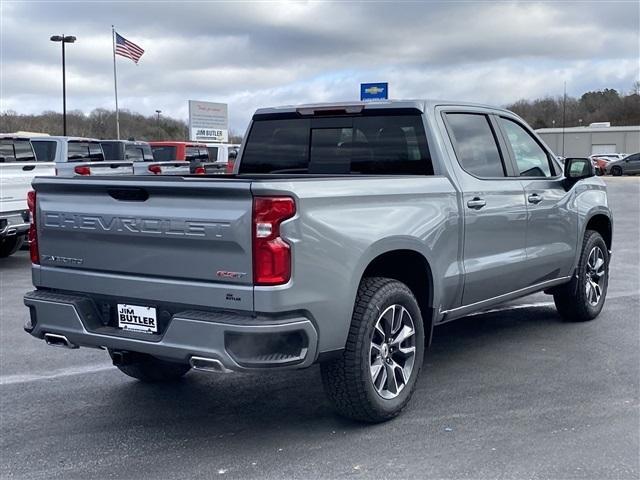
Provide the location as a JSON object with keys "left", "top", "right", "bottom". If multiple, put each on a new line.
{"left": 553, "top": 230, "right": 609, "bottom": 322}
{"left": 320, "top": 277, "right": 425, "bottom": 423}
{"left": 611, "top": 166, "right": 623, "bottom": 176}
{"left": 109, "top": 350, "right": 191, "bottom": 382}
{"left": 0, "top": 236, "right": 23, "bottom": 258}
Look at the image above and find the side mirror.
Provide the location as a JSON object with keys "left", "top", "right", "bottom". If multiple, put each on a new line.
{"left": 564, "top": 157, "right": 595, "bottom": 182}
{"left": 228, "top": 150, "right": 238, "bottom": 160}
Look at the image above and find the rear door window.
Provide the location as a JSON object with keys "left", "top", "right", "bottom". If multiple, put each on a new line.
{"left": 444, "top": 113, "right": 506, "bottom": 178}
{"left": 32, "top": 140, "right": 58, "bottom": 162}
{"left": 239, "top": 114, "right": 433, "bottom": 175}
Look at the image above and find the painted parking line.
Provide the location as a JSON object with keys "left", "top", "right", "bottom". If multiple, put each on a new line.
{"left": 0, "top": 363, "right": 113, "bottom": 386}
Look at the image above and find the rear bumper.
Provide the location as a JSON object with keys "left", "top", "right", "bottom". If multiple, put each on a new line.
{"left": 0, "top": 210, "right": 29, "bottom": 238}
{"left": 24, "top": 290, "right": 318, "bottom": 371}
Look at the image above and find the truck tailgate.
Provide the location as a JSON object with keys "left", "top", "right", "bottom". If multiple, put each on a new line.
{"left": 34, "top": 177, "right": 253, "bottom": 286}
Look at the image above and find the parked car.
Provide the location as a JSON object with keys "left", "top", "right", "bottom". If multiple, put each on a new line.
{"left": 147, "top": 141, "right": 210, "bottom": 175}
{"left": 202, "top": 143, "right": 240, "bottom": 174}
{"left": 24, "top": 100, "right": 612, "bottom": 422}
{"left": 149, "top": 141, "right": 208, "bottom": 162}
{"left": 588, "top": 153, "right": 626, "bottom": 175}
{"left": 100, "top": 140, "right": 154, "bottom": 162}
{"left": 31, "top": 136, "right": 133, "bottom": 176}
{"left": 606, "top": 152, "right": 640, "bottom": 176}
{"left": 0, "top": 134, "right": 54, "bottom": 257}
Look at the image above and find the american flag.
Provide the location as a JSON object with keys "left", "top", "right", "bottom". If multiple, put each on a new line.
{"left": 115, "top": 32, "right": 144, "bottom": 64}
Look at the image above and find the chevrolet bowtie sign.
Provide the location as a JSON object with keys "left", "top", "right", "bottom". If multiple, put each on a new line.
{"left": 360, "top": 82, "right": 388, "bottom": 102}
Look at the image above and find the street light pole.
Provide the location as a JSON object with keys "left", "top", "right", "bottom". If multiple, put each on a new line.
{"left": 155, "top": 110, "right": 162, "bottom": 124}
{"left": 50, "top": 34, "right": 76, "bottom": 136}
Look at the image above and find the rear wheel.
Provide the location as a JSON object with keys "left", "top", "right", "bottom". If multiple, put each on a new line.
{"left": 321, "top": 277, "right": 425, "bottom": 422}
{"left": 611, "top": 166, "right": 623, "bottom": 176}
{"left": 109, "top": 350, "right": 191, "bottom": 382}
{"left": 553, "top": 230, "right": 609, "bottom": 322}
{"left": 0, "top": 236, "right": 23, "bottom": 258}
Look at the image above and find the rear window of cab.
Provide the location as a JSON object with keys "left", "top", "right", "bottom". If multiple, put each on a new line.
{"left": 239, "top": 113, "right": 433, "bottom": 175}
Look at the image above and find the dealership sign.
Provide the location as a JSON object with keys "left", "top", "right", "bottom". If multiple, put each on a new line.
{"left": 188, "top": 100, "right": 228, "bottom": 143}
{"left": 360, "top": 83, "right": 388, "bottom": 102}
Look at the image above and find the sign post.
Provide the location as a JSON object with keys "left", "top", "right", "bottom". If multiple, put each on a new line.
{"left": 360, "top": 83, "right": 388, "bottom": 102}
{"left": 188, "top": 100, "right": 229, "bottom": 143}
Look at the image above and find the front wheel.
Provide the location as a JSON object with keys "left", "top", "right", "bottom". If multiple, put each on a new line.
{"left": 611, "top": 166, "right": 623, "bottom": 176}
{"left": 321, "top": 277, "right": 425, "bottom": 422}
{"left": 553, "top": 230, "right": 609, "bottom": 322}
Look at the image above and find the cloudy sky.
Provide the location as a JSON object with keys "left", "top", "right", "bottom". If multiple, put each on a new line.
{"left": 1, "top": 1, "right": 639, "bottom": 132}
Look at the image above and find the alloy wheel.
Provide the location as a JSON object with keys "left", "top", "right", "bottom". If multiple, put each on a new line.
{"left": 585, "top": 246, "right": 606, "bottom": 307}
{"left": 369, "top": 304, "right": 417, "bottom": 400}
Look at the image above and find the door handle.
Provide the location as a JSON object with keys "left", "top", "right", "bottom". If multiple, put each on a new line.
{"left": 528, "top": 193, "right": 543, "bottom": 204}
{"left": 467, "top": 197, "right": 486, "bottom": 209}
{"left": 22, "top": 165, "right": 36, "bottom": 171}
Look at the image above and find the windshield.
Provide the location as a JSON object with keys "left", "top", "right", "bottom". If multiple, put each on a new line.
{"left": 239, "top": 113, "right": 433, "bottom": 175}
{"left": 152, "top": 146, "right": 177, "bottom": 161}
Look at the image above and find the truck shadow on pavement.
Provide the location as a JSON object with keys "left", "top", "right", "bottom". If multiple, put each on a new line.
{"left": 101, "top": 303, "right": 566, "bottom": 433}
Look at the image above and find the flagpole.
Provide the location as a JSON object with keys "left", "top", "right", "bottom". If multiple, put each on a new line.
{"left": 112, "top": 25, "right": 120, "bottom": 140}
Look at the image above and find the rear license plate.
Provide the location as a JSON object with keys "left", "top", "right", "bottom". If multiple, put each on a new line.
{"left": 117, "top": 304, "right": 158, "bottom": 333}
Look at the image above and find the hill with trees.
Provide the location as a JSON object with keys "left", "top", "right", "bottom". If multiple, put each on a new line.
{"left": 506, "top": 85, "right": 640, "bottom": 129}
{"left": 2, "top": 86, "right": 638, "bottom": 140}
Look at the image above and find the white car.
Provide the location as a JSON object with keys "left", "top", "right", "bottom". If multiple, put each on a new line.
{"left": 0, "top": 135, "right": 55, "bottom": 257}
{"left": 203, "top": 143, "right": 240, "bottom": 173}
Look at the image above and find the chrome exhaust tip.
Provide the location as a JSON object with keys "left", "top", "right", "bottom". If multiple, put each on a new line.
{"left": 189, "top": 356, "right": 232, "bottom": 373}
{"left": 44, "top": 333, "right": 79, "bottom": 349}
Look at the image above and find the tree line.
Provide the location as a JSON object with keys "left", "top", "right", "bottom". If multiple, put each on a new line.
{"left": 0, "top": 108, "right": 244, "bottom": 143}
{"left": 2, "top": 85, "right": 638, "bottom": 140}
{"left": 506, "top": 85, "right": 640, "bottom": 129}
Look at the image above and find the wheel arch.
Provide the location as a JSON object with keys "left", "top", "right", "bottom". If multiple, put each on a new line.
{"left": 585, "top": 213, "right": 612, "bottom": 251}
{"left": 360, "top": 249, "right": 435, "bottom": 346}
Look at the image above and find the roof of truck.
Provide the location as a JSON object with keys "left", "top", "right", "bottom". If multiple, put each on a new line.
{"left": 30, "top": 136, "right": 101, "bottom": 142}
{"left": 254, "top": 99, "right": 513, "bottom": 116}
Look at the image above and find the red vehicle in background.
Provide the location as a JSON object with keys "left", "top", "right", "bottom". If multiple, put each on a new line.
{"left": 149, "top": 141, "right": 209, "bottom": 162}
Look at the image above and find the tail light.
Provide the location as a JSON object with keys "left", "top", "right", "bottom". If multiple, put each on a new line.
{"left": 226, "top": 158, "right": 235, "bottom": 174}
{"left": 252, "top": 197, "right": 296, "bottom": 285}
{"left": 27, "top": 190, "right": 39, "bottom": 264}
{"left": 74, "top": 165, "right": 91, "bottom": 175}
{"left": 148, "top": 164, "right": 162, "bottom": 174}
{"left": 194, "top": 166, "right": 206, "bottom": 175}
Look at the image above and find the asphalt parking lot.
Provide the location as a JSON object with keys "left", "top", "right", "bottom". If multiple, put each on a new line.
{"left": 1, "top": 177, "right": 638, "bottom": 480}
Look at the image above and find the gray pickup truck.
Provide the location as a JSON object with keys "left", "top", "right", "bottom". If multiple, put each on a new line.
{"left": 24, "top": 100, "right": 612, "bottom": 422}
